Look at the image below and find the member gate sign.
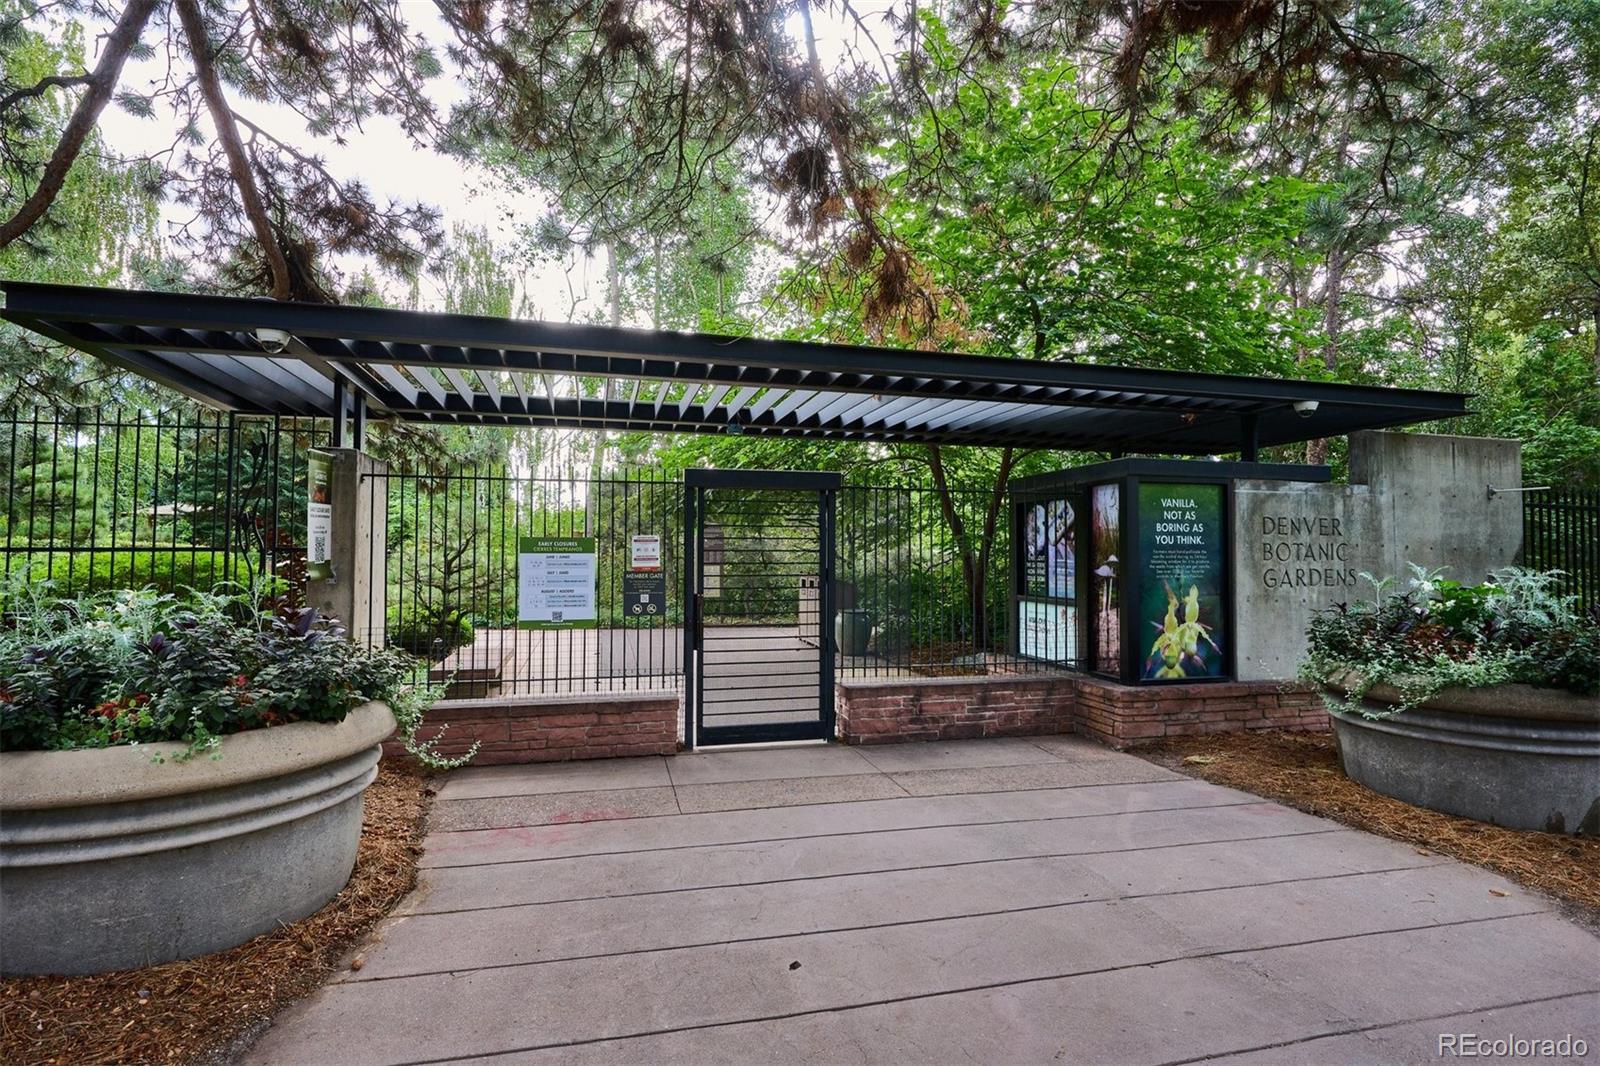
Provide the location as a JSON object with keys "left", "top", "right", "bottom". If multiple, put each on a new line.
{"left": 517, "top": 536, "right": 597, "bottom": 629}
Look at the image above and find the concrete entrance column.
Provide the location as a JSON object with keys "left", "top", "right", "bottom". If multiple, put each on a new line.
{"left": 304, "top": 448, "right": 387, "bottom": 648}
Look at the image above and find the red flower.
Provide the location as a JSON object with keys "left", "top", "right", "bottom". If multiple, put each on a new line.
{"left": 232, "top": 675, "right": 250, "bottom": 689}
{"left": 93, "top": 701, "right": 122, "bottom": 719}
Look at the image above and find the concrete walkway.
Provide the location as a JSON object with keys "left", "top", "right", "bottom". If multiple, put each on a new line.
{"left": 246, "top": 737, "right": 1600, "bottom": 1065}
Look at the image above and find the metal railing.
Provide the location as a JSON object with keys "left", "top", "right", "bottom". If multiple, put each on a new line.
{"left": 1, "top": 409, "right": 1068, "bottom": 696}
{"left": 363, "top": 467, "right": 1059, "bottom": 697}
{"left": 836, "top": 483, "right": 1024, "bottom": 677}
{"left": 365, "top": 468, "right": 685, "bottom": 697}
{"left": 1, "top": 409, "right": 324, "bottom": 599}
{"left": 1523, "top": 488, "right": 1600, "bottom": 614}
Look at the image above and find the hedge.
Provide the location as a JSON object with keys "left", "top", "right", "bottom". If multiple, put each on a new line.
{"left": 8, "top": 549, "right": 258, "bottom": 598}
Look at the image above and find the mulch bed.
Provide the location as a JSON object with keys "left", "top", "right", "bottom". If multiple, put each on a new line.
{"left": 1, "top": 762, "right": 436, "bottom": 1066}
{"left": 1138, "top": 730, "right": 1600, "bottom": 916}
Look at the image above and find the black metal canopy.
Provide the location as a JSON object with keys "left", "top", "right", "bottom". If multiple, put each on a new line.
{"left": 1, "top": 281, "right": 1468, "bottom": 454}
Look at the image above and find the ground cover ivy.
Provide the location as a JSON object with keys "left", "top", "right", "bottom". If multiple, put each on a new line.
{"left": 1300, "top": 565, "right": 1600, "bottom": 718}
{"left": 0, "top": 581, "right": 476, "bottom": 767}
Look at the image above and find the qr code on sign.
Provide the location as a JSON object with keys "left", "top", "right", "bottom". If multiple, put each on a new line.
{"left": 552, "top": 611, "right": 564, "bottom": 622}
{"left": 312, "top": 534, "right": 327, "bottom": 559}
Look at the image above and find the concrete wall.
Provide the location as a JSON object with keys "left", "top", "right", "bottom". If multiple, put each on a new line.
{"left": 305, "top": 449, "right": 387, "bottom": 646}
{"left": 1347, "top": 431, "right": 1524, "bottom": 583}
{"left": 1233, "top": 479, "right": 1378, "bottom": 681}
{"left": 1233, "top": 431, "right": 1522, "bottom": 681}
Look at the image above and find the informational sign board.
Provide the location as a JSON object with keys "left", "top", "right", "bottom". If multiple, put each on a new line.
{"left": 517, "top": 536, "right": 597, "bottom": 629}
{"left": 306, "top": 451, "right": 334, "bottom": 581}
{"left": 1090, "top": 483, "right": 1121, "bottom": 674}
{"left": 1022, "top": 498, "right": 1075, "bottom": 599}
{"left": 1137, "top": 483, "right": 1226, "bottom": 679}
{"left": 1018, "top": 599, "right": 1074, "bottom": 662}
{"left": 622, "top": 571, "right": 666, "bottom": 617}
{"left": 629, "top": 534, "right": 662, "bottom": 571}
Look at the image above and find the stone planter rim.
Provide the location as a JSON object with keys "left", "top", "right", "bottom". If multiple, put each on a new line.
{"left": 1322, "top": 668, "right": 1597, "bottom": 724}
{"left": 0, "top": 701, "right": 396, "bottom": 811}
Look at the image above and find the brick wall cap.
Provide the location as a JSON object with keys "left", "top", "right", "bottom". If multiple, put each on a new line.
{"left": 1074, "top": 676, "right": 1310, "bottom": 697}
{"left": 432, "top": 690, "right": 679, "bottom": 719}
{"left": 839, "top": 672, "right": 1072, "bottom": 694}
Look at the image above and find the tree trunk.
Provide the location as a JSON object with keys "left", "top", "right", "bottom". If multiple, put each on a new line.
{"left": 926, "top": 445, "right": 1016, "bottom": 651}
{"left": 1305, "top": 248, "right": 1345, "bottom": 466}
{"left": 1577, "top": 125, "right": 1600, "bottom": 381}
{"left": 651, "top": 234, "right": 663, "bottom": 328}
{"left": 176, "top": 0, "right": 292, "bottom": 300}
{"left": 1306, "top": 90, "right": 1358, "bottom": 467}
{"left": 0, "top": 0, "right": 159, "bottom": 249}
{"left": 1593, "top": 296, "right": 1600, "bottom": 382}
{"left": 585, "top": 245, "right": 621, "bottom": 528}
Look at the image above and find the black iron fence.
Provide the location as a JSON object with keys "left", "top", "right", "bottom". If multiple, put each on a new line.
{"left": 1522, "top": 488, "right": 1599, "bottom": 614}
{"left": 361, "top": 467, "right": 1047, "bottom": 697}
{"left": 365, "top": 468, "right": 686, "bottom": 696}
{"left": 3, "top": 408, "right": 1060, "bottom": 697}
{"left": 1, "top": 409, "right": 324, "bottom": 600}
{"left": 837, "top": 483, "right": 1019, "bottom": 676}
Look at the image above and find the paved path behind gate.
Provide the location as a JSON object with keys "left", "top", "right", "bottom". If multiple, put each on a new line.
{"left": 246, "top": 737, "right": 1600, "bottom": 1065}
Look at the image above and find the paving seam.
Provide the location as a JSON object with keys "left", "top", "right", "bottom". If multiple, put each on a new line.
{"left": 848, "top": 746, "right": 1069, "bottom": 776}
{"left": 882, "top": 768, "right": 914, "bottom": 796}
{"left": 423, "top": 795, "right": 1284, "bottom": 869}
{"left": 436, "top": 766, "right": 672, "bottom": 805}
{"left": 376, "top": 911, "right": 1551, "bottom": 1065}
{"left": 662, "top": 757, "right": 685, "bottom": 815}
{"left": 405, "top": 825, "right": 1371, "bottom": 918}
{"left": 347, "top": 850, "right": 1445, "bottom": 983}
{"left": 1157, "top": 988, "right": 1600, "bottom": 1065}
{"left": 426, "top": 774, "right": 1209, "bottom": 839}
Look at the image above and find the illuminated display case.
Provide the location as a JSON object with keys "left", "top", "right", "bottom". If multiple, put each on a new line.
{"left": 1010, "top": 459, "right": 1324, "bottom": 685}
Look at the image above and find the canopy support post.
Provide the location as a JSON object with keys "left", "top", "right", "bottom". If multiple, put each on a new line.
{"left": 1240, "top": 413, "right": 1260, "bottom": 462}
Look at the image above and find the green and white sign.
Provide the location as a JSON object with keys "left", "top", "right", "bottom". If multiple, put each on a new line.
{"left": 306, "top": 451, "right": 334, "bottom": 581}
{"left": 1137, "top": 482, "right": 1225, "bottom": 679}
{"left": 517, "top": 536, "right": 597, "bottom": 629}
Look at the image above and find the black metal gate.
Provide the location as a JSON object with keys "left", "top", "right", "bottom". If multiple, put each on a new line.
{"left": 684, "top": 470, "right": 840, "bottom": 747}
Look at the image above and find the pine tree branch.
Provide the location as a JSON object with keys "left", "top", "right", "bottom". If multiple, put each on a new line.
{"left": 0, "top": 73, "right": 93, "bottom": 114}
{"left": 175, "top": 0, "right": 293, "bottom": 301}
{"left": 0, "top": 0, "right": 158, "bottom": 250}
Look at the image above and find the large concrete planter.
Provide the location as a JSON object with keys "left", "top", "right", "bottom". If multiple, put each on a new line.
{"left": 1323, "top": 675, "right": 1599, "bottom": 834}
{"left": 0, "top": 701, "right": 395, "bottom": 976}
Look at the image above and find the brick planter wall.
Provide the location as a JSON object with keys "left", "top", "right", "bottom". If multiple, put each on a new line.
{"left": 837, "top": 675, "right": 1076, "bottom": 745}
{"left": 1073, "top": 677, "right": 1324, "bottom": 748}
{"left": 382, "top": 691, "right": 679, "bottom": 766}
{"left": 834, "top": 673, "right": 1323, "bottom": 749}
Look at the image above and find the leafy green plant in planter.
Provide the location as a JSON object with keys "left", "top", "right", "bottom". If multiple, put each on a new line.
{"left": 0, "top": 580, "right": 476, "bottom": 768}
{"left": 1300, "top": 564, "right": 1600, "bottom": 718}
{"left": 384, "top": 608, "right": 476, "bottom": 660}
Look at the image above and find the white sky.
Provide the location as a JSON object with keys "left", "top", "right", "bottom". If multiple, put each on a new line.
{"left": 69, "top": 3, "right": 901, "bottom": 478}
{"left": 84, "top": 3, "right": 893, "bottom": 325}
